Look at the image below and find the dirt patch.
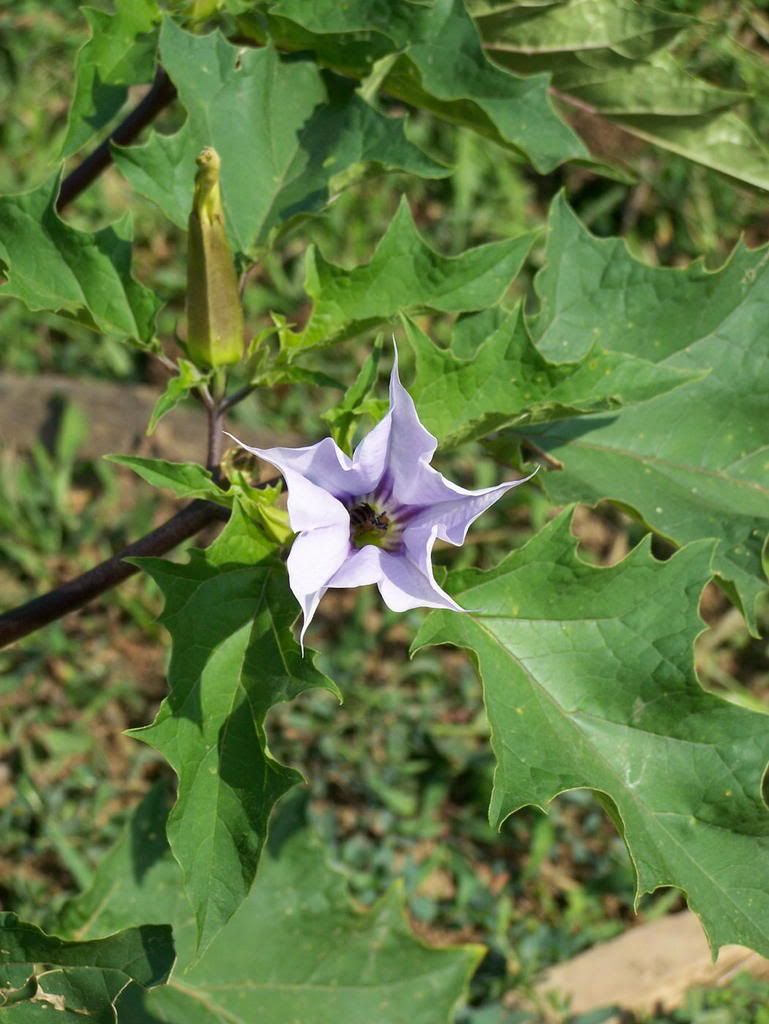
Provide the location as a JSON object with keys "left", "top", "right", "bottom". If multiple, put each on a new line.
{"left": 533, "top": 911, "right": 769, "bottom": 1018}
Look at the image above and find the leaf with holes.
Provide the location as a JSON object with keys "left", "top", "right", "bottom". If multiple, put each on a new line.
{"left": 0, "top": 912, "right": 173, "bottom": 1022}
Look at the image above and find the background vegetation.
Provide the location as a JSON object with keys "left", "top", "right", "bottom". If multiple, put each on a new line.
{"left": 1, "top": 1, "right": 768, "bottom": 1020}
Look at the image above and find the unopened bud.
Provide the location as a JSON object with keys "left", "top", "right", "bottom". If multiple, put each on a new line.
{"left": 186, "top": 147, "right": 244, "bottom": 368}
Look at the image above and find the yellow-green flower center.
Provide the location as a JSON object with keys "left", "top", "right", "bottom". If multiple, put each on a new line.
{"left": 350, "top": 501, "right": 393, "bottom": 549}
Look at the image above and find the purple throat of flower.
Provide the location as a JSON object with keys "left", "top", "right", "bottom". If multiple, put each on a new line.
{"left": 224, "top": 344, "right": 536, "bottom": 651}
{"left": 347, "top": 496, "right": 413, "bottom": 551}
{"left": 347, "top": 469, "right": 407, "bottom": 550}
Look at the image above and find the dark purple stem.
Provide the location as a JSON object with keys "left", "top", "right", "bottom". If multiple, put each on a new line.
{"left": 0, "top": 500, "right": 230, "bottom": 649}
{"left": 56, "top": 68, "right": 177, "bottom": 212}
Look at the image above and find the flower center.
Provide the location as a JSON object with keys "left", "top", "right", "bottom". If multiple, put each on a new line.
{"left": 349, "top": 501, "right": 397, "bottom": 549}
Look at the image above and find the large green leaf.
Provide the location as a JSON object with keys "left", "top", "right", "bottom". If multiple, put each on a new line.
{"left": 1, "top": 970, "right": 135, "bottom": 1023}
{"left": 61, "top": 0, "right": 160, "bottom": 158}
{"left": 113, "top": 19, "right": 447, "bottom": 256}
{"left": 255, "top": 0, "right": 589, "bottom": 172}
{"left": 494, "top": 49, "right": 747, "bottom": 119}
{"left": 405, "top": 310, "right": 698, "bottom": 448}
{"left": 414, "top": 511, "right": 769, "bottom": 957}
{"left": 286, "top": 198, "right": 536, "bottom": 355}
{"left": 0, "top": 913, "right": 173, "bottom": 1022}
{"left": 476, "top": 0, "right": 769, "bottom": 191}
{"left": 127, "top": 505, "right": 337, "bottom": 955}
{"left": 472, "top": 0, "right": 690, "bottom": 61}
{"left": 503, "top": 195, "right": 769, "bottom": 630}
{"left": 0, "top": 915, "right": 171, "bottom": 987}
{"left": 60, "top": 788, "right": 482, "bottom": 1024}
{"left": 0, "top": 177, "right": 159, "bottom": 345}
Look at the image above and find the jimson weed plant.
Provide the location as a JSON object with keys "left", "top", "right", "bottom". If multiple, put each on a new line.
{"left": 0, "top": 1, "right": 768, "bottom": 1022}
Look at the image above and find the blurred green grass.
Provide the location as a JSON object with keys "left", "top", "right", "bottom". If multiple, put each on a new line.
{"left": 1, "top": 2, "right": 769, "bottom": 1022}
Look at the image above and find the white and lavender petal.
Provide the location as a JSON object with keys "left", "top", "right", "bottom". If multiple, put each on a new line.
{"left": 353, "top": 347, "right": 439, "bottom": 506}
{"left": 327, "top": 545, "right": 383, "bottom": 589}
{"left": 226, "top": 435, "right": 364, "bottom": 504}
{"left": 406, "top": 475, "right": 536, "bottom": 546}
{"left": 287, "top": 526, "right": 351, "bottom": 650}
{"left": 382, "top": 525, "right": 462, "bottom": 612}
{"left": 277, "top": 466, "right": 350, "bottom": 534}
{"left": 228, "top": 343, "right": 535, "bottom": 648}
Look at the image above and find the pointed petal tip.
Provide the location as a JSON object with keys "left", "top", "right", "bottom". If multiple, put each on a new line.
{"left": 222, "top": 429, "right": 265, "bottom": 459}
{"left": 389, "top": 336, "right": 401, "bottom": 390}
{"left": 298, "top": 609, "right": 311, "bottom": 659}
{"left": 501, "top": 464, "right": 540, "bottom": 490}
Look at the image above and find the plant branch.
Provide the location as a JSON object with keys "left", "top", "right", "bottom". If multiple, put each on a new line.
{"left": 221, "top": 383, "right": 257, "bottom": 414}
{"left": 56, "top": 67, "right": 177, "bottom": 212}
{"left": 521, "top": 437, "right": 564, "bottom": 471}
{"left": 0, "top": 57, "right": 292, "bottom": 649}
{"left": 0, "top": 500, "right": 229, "bottom": 649}
{"left": 153, "top": 351, "right": 179, "bottom": 375}
{"left": 207, "top": 401, "right": 225, "bottom": 476}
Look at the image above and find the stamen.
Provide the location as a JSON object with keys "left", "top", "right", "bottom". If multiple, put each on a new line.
{"left": 349, "top": 500, "right": 399, "bottom": 549}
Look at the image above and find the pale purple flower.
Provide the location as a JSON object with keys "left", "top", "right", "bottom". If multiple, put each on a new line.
{"left": 229, "top": 350, "right": 533, "bottom": 648}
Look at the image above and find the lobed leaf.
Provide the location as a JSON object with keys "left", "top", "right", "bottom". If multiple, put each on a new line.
{"left": 414, "top": 511, "right": 769, "bottom": 958}
{"left": 60, "top": 788, "right": 481, "bottom": 1024}
{"left": 61, "top": 0, "right": 160, "bottom": 158}
{"left": 286, "top": 198, "right": 536, "bottom": 355}
{"left": 509, "top": 195, "right": 769, "bottom": 631}
{"left": 258, "top": 0, "right": 590, "bottom": 172}
{"left": 0, "top": 912, "right": 173, "bottom": 1022}
{"left": 127, "top": 506, "right": 337, "bottom": 955}
{"left": 405, "top": 310, "right": 699, "bottom": 449}
{"left": 113, "top": 19, "right": 447, "bottom": 257}
{"left": 0, "top": 177, "right": 159, "bottom": 345}
{"left": 477, "top": 0, "right": 769, "bottom": 191}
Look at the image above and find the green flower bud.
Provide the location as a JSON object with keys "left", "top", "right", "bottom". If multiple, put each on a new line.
{"left": 185, "top": 147, "right": 244, "bottom": 368}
